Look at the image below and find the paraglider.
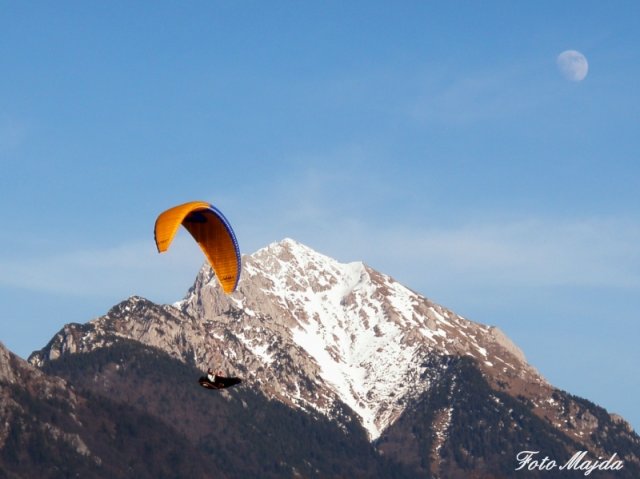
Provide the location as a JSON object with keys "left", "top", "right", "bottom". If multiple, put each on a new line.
{"left": 155, "top": 201, "right": 243, "bottom": 389}
{"left": 154, "top": 201, "right": 241, "bottom": 293}
{"left": 198, "top": 373, "right": 242, "bottom": 390}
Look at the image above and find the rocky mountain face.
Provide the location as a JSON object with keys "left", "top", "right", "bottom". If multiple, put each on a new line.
{"left": 18, "top": 239, "right": 640, "bottom": 477}
{"left": 35, "top": 339, "right": 409, "bottom": 479}
{"left": 0, "top": 341, "right": 216, "bottom": 478}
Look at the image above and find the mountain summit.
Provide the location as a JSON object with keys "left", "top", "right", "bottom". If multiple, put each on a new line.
{"left": 27, "top": 238, "right": 640, "bottom": 477}
{"left": 183, "top": 237, "right": 541, "bottom": 439}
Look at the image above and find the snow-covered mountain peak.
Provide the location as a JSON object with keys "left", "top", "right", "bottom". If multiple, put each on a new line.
{"left": 178, "top": 239, "right": 543, "bottom": 439}
{"left": 26, "top": 238, "right": 640, "bottom": 465}
{"left": 30, "top": 239, "right": 547, "bottom": 442}
{"left": 241, "top": 239, "right": 368, "bottom": 311}
{"left": 251, "top": 238, "right": 364, "bottom": 281}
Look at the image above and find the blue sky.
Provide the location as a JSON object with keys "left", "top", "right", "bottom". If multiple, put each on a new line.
{"left": 1, "top": 2, "right": 639, "bottom": 430}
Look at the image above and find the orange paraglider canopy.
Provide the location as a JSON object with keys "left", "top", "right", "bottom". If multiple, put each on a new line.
{"left": 154, "top": 201, "right": 241, "bottom": 293}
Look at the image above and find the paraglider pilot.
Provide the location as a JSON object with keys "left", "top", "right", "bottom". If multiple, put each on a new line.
{"left": 199, "top": 367, "right": 242, "bottom": 390}
{"left": 207, "top": 368, "right": 225, "bottom": 382}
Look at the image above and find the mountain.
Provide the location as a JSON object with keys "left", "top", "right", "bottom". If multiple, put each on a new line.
{"left": 33, "top": 339, "right": 411, "bottom": 479}
{"left": 18, "top": 239, "right": 640, "bottom": 477}
{"left": 0, "top": 340, "right": 215, "bottom": 478}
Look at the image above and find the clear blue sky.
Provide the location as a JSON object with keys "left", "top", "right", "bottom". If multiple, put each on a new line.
{"left": 1, "top": 2, "right": 639, "bottom": 431}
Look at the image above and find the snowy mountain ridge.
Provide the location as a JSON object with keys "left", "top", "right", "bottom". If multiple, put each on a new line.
{"left": 31, "top": 238, "right": 618, "bottom": 447}
{"left": 23, "top": 238, "right": 640, "bottom": 476}
{"left": 177, "top": 238, "right": 541, "bottom": 439}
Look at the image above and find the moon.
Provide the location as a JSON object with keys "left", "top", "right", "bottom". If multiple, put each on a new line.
{"left": 557, "top": 50, "right": 588, "bottom": 82}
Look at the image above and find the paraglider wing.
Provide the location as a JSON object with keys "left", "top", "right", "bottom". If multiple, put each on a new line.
{"left": 154, "top": 201, "right": 241, "bottom": 293}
